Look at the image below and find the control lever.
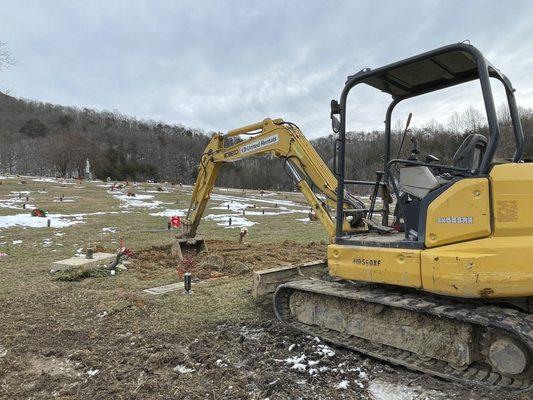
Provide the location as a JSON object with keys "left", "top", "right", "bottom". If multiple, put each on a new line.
{"left": 425, "top": 154, "right": 439, "bottom": 163}
{"left": 396, "top": 112, "right": 412, "bottom": 159}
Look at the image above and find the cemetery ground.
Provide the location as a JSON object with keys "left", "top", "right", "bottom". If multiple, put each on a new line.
{"left": 0, "top": 177, "right": 527, "bottom": 399}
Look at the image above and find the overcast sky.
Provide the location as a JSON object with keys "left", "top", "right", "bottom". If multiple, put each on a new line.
{"left": 2, "top": 0, "right": 533, "bottom": 137}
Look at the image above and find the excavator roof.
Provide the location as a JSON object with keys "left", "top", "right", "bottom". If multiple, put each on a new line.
{"left": 350, "top": 43, "right": 511, "bottom": 99}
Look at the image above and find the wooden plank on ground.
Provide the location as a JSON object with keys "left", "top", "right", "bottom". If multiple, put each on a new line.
{"left": 143, "top": 282, "right": 181, "bottom": 295}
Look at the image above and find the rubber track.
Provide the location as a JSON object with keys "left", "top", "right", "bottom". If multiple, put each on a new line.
{"left": 274, "top": 279, "right": 533, "bottom": 391}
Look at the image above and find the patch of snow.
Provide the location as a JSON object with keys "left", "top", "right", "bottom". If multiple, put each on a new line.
{"left": 212, "top": 200, "right": 254, "bottom": 212}
{"left": 215, "top": 359, "right": 228, "bottom": 367}
{"left": 0, "top": 213, "right": 85, "bottom": 229}
{"left": 149, "top": 209, "right": 186, "bottom": 217}
{"left": 173, "top": 364, "right": 195, "bottom": 374}
{"left": 87, "top": 368, "right": 99, "bottom": 376}
{"left": 368, "top": 379, "right": 444, "bottom": 400}
{"left": 0, "top": 193, "right": 36, "bottom": 210}
{"left": 111, "top": 192, "right": 163, "bottom": 209}
{"left": 12, "top": 240, "right": 22, "bottom": 244}
{"left": 204, "top": 214, "right": 257, "bottom": 228}
{"left": 336, "top": 380, "right": 349, "bottom": 390}
{"left": 285, "top": 354, "right": 307, "bottom": 372}
{"left": 102, "top": 227, "right": 118, "bottom": 234}
{"left": 316, "top": 344, "right": 335, "bottom": 357}
{"left": 288, "top": 344, "right": 296, "bottom": 351}
{"left": 210, "top": 192, "right": 301, "bottom": 208}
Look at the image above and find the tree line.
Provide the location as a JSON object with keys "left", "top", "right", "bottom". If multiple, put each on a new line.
{"left": 1, "top": 92, "right": 532, "bottom": 193}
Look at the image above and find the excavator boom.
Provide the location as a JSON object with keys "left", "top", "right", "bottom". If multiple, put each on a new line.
{"left": 183, "top": 118, "right": 367, "bottom": 241}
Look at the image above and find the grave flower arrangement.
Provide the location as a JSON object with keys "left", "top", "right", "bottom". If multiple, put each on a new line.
{"left": 31, "top": 208, "right": 47, "bottom": 217}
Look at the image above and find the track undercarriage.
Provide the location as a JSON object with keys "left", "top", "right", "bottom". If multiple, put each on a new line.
{"left": 273, "top": 279, "right": 533, "bottom": 391}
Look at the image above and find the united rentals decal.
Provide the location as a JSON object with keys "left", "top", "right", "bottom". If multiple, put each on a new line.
{"left": 240, "top": 134, "right": 279, "bottom": 154}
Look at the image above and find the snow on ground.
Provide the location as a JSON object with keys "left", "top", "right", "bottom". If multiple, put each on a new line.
{"left": 0, "top": 191, "right": 37, "bottom": 210}
{"left": 0, "top": 214, "right": 85, "bottom": 229}
{"left": 211, "top": 200, "right": 254, "bottom": 212}
{"left": 173, "top": 365, "right": 195, "bottom": 374}
{"left": 212, "top": 200, "right": 307, "bottom": 215}
{"left": 368, "top": 378, "right": 446, "bottom": 400}
{"left": 32, "top": 177, "right": 75, "bottom": 185}
{"left": 0, "top": 211, "right": 128, "bottom": 229}
{"left": 204, "top": 214, "right": 256, "bottom": 228}
{"left": 149, "top": 209, "right": 186, "bottom": 217}
{"left": 110, "top": 192, "right": 163, "bottom": 209}
{"left": 102, "top": 227, "right": 118, "bottom": 234}
{"left": 0, "top": 201, "right": 36, "bottom": 210}
{"left": 335, "top": 380, "right": 350, "bottom": 390}
{"left": 210, "top": 193, "right": 301, "bottom": 208}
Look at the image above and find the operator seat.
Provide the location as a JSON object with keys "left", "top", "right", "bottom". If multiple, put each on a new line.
{"left": 397, "top": 134, "right": 487, "bottom": 239}
{"left": 452, "top": 133, "right": 487, "bottom": 173}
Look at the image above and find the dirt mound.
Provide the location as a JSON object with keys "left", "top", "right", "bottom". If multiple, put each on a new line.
{"left": 133, "top": 240, "right": 326, "bottom": 280}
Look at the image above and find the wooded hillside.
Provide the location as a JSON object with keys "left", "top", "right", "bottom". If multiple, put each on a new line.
{"left": 1, "top": 92, "right": 532, "bottom": 192}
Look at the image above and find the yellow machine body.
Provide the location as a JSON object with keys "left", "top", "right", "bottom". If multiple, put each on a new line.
{"left": 328, "top": 163, "right": 533, "bottom": 299}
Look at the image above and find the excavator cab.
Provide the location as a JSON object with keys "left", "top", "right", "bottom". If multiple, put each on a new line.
{"left": 331, "top": 42, "right": 524, "bottom": 247}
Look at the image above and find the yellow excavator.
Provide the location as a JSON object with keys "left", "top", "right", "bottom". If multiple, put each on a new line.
{"left": 181, "top": 43, "right": 533, "bottom": 391}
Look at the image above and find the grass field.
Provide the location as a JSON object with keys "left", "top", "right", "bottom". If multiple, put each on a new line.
{"left": 0, "top": 176, "right": 526, "bottom": 400}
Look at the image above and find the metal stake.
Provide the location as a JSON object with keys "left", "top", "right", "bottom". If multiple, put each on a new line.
{"left": 184, "top": 272, "right": 192, "bottom": 294}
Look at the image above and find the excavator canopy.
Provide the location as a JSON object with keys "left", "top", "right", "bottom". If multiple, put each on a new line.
{"left": 352, "top": 44, "right": 513, "bottom": 99}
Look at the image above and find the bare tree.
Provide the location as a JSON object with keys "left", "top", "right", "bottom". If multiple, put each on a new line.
{"left": 0, "top": 41, "right": 14, "bottom": 72}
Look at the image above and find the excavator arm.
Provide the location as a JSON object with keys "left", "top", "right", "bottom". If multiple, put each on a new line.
{"left": 183, "top": 118, "right": 366, "bottom": 241}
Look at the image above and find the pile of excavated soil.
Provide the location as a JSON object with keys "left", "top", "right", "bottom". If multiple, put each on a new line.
{"left": 133, "top": 239, "right": 326, "bottom": 279}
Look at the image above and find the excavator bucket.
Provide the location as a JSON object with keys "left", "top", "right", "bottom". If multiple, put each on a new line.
{"left": 252, "top": 260, "right": 327, "bottom": 298}
{"left": 171, "top": 236, "right": 208, "bottom": 260}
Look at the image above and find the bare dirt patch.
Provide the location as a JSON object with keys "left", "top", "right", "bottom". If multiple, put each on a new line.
{"left": 132, "top": 239, "right": 326, "bottom": 280}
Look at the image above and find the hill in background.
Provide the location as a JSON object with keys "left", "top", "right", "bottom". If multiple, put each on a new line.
{"left": 1, "top": 92, "right": 532, "bottom": 192}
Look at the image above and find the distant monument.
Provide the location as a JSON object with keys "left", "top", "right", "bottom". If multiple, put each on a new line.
{"left": 85, "top": 158, "right": 92, "bottom": 181}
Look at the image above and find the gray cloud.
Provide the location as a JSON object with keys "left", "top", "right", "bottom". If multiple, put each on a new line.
{"left": 1, "top": 0, "right": 533, "bottom": 137}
